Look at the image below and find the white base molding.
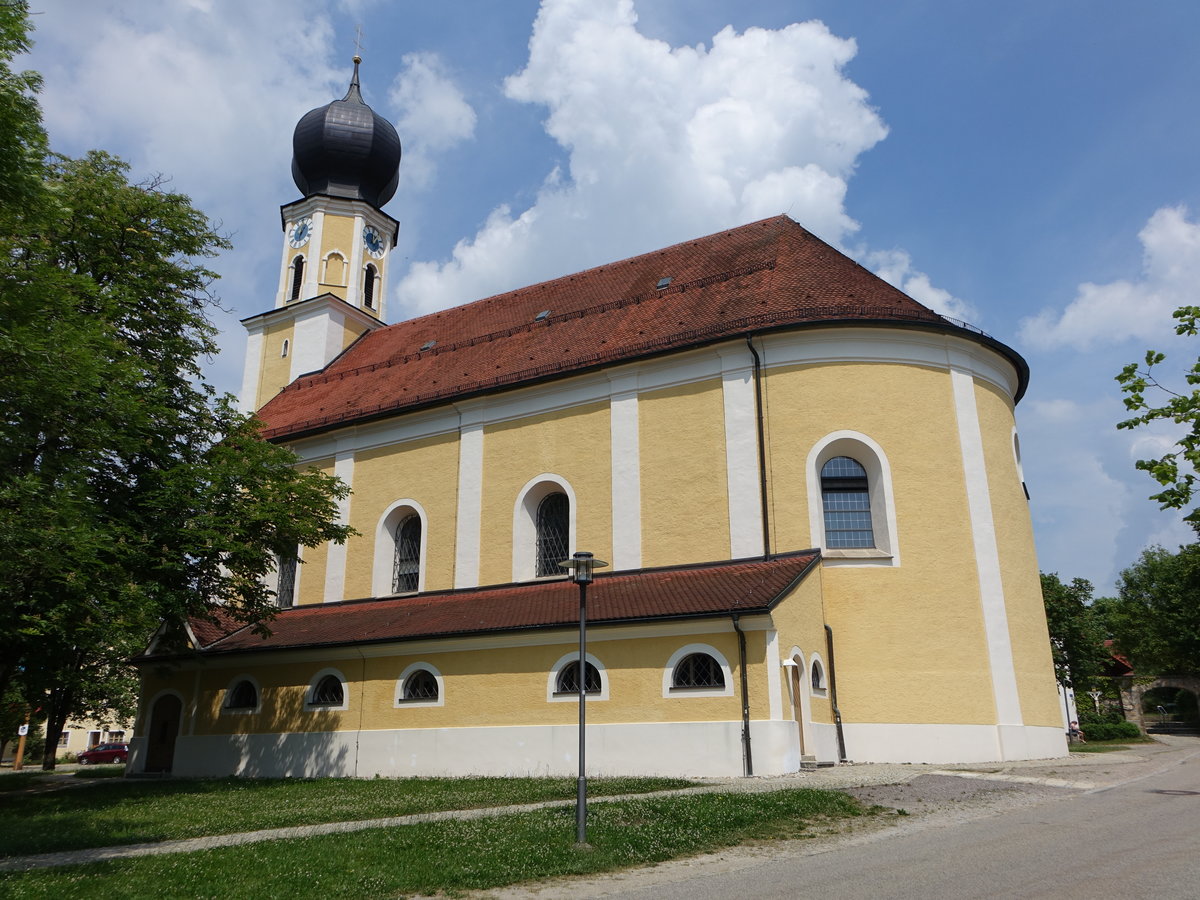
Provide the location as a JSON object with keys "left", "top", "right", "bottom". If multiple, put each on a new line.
{"left": 840, "top": 722, "right": 1067, "bottom": 764}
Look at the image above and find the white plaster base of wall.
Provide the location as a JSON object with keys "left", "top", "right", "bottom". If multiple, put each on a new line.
{"left": 841, "top": 722, "right": 1067, "bottom": 764}
{"left": 164, "top": 720, "right": 820, "bottom": 779}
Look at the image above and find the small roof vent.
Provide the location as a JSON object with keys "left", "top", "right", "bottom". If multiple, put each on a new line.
{"left": 656, "top": 276, "right": 672, "bottom": 290}
{"left": 419, "top": 340, "right": 436, "bottom": 352}
{"left": 534, "top": 309, "right": 551, "bottom": 321}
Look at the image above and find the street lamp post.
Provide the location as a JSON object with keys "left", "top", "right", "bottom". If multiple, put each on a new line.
{"left": 561, "top": 550, "right": 608, "bottom": 845}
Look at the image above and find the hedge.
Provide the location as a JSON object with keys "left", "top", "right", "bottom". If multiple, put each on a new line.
{"left": 1080, "top": 721, "right": 1141, "bottom": 741}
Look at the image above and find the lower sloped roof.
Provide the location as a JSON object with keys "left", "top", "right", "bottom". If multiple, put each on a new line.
{"left": 147, "top": 551, "right": 820, "bottom": 660}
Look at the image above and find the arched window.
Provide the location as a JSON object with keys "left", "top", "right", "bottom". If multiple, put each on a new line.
{"left": 276, "top": 552, "right": 298, "bottom": 608}
{"left": 225, "top": 680, "right": 258, "bottom": 711}
{"left": 535, "top": 492, "right": 569, "bottom": 577}
{"left": 290, "top": 255, "right": 305, "bottom": 301}
{"left": 392, "top": 514, "right": 421, "bottom": 594}
{"left": 555, "top": 660, "right": 601, "bottom": 694}
{"left": 363, "top": 263, "right": 377, "bottom": 309}
{"left": 280, "top": 338, "right": 289, "bottom": 358}
{"left": 672, "top": 653, "right": 725, "bottom": 689}
{"left": 402, "top": 669, "right": 438, "bottom": 701}
{"left": 820, "top": 456, "right": 874, "bottom": 548}
{"left": 310, "top": 674, "right": 344, "bottom": 707}
{"left": 811, "top": 659, "right": 826, "bottom": 692}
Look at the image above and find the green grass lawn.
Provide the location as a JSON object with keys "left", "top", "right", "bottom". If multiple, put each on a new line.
{"left": 0, "top": 775, "right": 690, "bottom": 858}
{"left": 0, "top": 787, "right": 872, "bottom": 898}
{"left": 1069, "top": 736, "right": 1156, "bottom": 754}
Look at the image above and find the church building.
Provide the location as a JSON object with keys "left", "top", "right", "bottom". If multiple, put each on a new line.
{"left": 130, "top": 60, "right": 1066, "bottom": 778}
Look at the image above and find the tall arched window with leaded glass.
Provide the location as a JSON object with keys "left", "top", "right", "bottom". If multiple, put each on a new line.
{"left": 392, "top": 514, "right": 421, "bottom": 593}
{"left": 276, "top": 552, "right": 298, "bottom": 608}
{"left": 535, "top": 492, "right": 569, "bottom": 577}
{"left": 820, "top": 456, "right": 874, "bottom": 548}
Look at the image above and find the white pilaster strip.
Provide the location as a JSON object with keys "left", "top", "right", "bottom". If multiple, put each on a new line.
{"left": 454, "top": 405, "right": 485, "bottom": 588}
{"left": 239, "top": 330, "right": 264, "bottom": 414}
{"left": 719, "top": 346, "right": 764, "bottom": 558}
{"left": 323, "top": 449, "right": 355, "bottom": 603}
{"left": 766, "top": 629, "right": 783, "bottom": 721}
{"left": 607, "top": 372, "right": 642, "bottom": 571}
{"left": 951, "top": 367, "right": 1024, "bottom": 731}
{"left": 304, "top": 210, "right": 325, "bottom": 300}
{"left": 345, "top": 213, "right": 365, "bottom": 309}
{"left": 275, "top": 230, "right": 293, "bottom": 308}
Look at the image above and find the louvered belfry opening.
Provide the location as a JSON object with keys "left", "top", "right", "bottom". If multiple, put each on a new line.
{"left": 392, "top": 514, "right": 421, "bottom": 593}
{"left": 535, "top": 492, "right": 569, "bottom": 577}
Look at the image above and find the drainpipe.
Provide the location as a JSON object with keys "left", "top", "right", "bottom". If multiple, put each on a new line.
{"left": 733, "top": 613, "right": 754, "bottom": 776}
{"left": 744, "top": 335, "right": 771, "bottom": 559}
{"left": 824, "top": 624, "right": 848, "bottom": 762}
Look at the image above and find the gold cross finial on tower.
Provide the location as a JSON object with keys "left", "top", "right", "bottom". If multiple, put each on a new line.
{"left": 354, "top": 24, "right": 364, "bottom": 63}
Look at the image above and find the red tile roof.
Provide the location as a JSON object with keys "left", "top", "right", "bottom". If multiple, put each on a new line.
{"left": 257, "top": 216, "right": 1023, "bottom": 440}
{"left": 147, "top": 552, "right": 819, "bottom": 659}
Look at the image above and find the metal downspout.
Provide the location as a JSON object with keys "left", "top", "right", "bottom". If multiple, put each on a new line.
{"left": 824, "top": 624, "right": 848, "bottom": 762}
{"left": 744, "top": 335, "right": 771, "bottom": 559}
{"left": 733, "top": 613, "right": 754, "bottom": 776}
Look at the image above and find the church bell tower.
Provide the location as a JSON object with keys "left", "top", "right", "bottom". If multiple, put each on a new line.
{"left": 239, "top": 56, "right": 401, "bottom": 413}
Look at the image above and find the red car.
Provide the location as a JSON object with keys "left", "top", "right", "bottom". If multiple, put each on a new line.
{"left": 77, "top": 742, "right": 129, "bottom": 765}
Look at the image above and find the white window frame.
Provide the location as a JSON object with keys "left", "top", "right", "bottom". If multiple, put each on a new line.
{"left": 372, "top": 499, "right": 429, "bottom": 596}
{"left": 807, "top": 430, "right": 900, "bottom": 566}
{"left": 662, "top": 643, "right": 734, "bottom": 698}
{"left": 220, "top": 675, "right": 263, "bottom": 715}
{"left": 395, "top": 662, "right": 445, "bottom": 708}
{"left": 547, "top": 651, "right": 609, "bottom": 702}
{"left": 513, "top": 474, "right": 577, "bottom": 582}
{"left": 305, "top": 667, "right": 350, "bottom": 712}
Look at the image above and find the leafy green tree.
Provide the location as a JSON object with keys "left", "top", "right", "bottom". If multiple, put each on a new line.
{"left": 1104, "top": 545, "right": 1200, "bottom": 676}
{"left": 1116, "top": 305, "right": 1200, "bottom": 529}
{"left": 1040, "top": 572, "right": 1110, "bottom": 690}
{"left": 0, "top": 3, "right": 351, "bottom": 768}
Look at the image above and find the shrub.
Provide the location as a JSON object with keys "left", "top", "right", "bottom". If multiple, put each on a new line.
{"left": 1082, "top": 721, "right": 1141, "bottom": 741}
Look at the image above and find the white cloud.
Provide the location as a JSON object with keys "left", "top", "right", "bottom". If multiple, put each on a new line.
{"left": 396, "top": 0, "right": 889, "bottom": 315}
{"left": 1019, "top": 206, "right": 1200, "bottom": 351}
{"left": 388, "top": 52, "right": 476, "bottom": 189}
{"left": 867, "top": 248, "right": 977, "bottom": 322}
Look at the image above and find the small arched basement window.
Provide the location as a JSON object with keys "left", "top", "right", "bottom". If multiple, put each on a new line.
{"left": 535, "top": 492, "right": 569, "bottom": 577}
{"left": 672, "top": 653, "right": 725, "bottom": 689}
{"left": 555, "top": 660, "right": 601, "bottom": 695}
{"left": 290, "top": 255, "right": 305, "bottom": 301}
{"left": 392, "top": 514, "right": 421, "bottom": 594}
{"left": 310, "top": 675, "right": 344, "bottom": 707}
{"left": 820, "top": 456, "right": 874, "bottom": 548}
{"left": 402, "top": 669, "right": 438, "bottom": 701}
{"left": 225, "top": 680, "right": 258, "bottom": 710}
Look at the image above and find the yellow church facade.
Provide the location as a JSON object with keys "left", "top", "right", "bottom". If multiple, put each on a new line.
{"left": 129, "top": 62, "right": 1065, "bottom": 778}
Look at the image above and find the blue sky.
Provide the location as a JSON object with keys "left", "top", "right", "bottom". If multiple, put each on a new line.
{"left": 21, "top": 0, "right": 1200, "bottom": 592}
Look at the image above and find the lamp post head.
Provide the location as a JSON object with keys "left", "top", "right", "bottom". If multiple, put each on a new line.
{"left": 560, "top": 551, "right": 608, "bottom": 584}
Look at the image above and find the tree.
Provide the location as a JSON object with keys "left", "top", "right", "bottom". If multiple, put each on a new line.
{"left": 1116, "top": 305, "right": 1200, "bottom": 529}
{"left": 1103, "top": 545, "right": 1200, "bottom": 676}
{"left": 1040, "top": 572, "right": 1110, "bottom": 690}
{"left": 0, "top": 3, "right": 352, "bottom": 768}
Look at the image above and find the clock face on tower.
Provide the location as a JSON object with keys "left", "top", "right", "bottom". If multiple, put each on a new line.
{"left": 288, "top": 217, "right": 312, "bottom": 248}
{"left": 363, "top": 225, "right": 386, "bottom": 258}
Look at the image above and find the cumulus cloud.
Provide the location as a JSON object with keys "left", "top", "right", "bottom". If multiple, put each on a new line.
{"left": 867, "top": 248, "right": 978, "bottom": 322}
{"left": 396, "top": 0, "right": 889, "bottom": 314}
{"left": 1019, "top": 206, "right": 1200, "bottom": 351}
{"left": 389, "top": 52, "right": 477, "bottom": 189}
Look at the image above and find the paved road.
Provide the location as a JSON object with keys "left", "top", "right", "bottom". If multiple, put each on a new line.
{"left": 561, "top": 749, "right": 1200, "bottom": 899}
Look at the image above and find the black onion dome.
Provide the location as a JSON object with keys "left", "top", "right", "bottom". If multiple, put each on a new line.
{"left": 291, "top": 57, "right": 401, "bottom": 208}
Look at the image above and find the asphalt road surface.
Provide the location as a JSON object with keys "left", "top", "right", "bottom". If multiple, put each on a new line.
{"left": 611, "top": 756, "right": 1200, "bottom": 899}
{"left": 491, "top": 740, "right": 1200, "bottom": 900}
